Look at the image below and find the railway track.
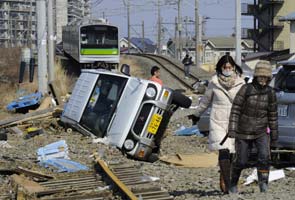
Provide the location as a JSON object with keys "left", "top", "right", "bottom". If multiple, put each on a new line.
{"left": 11, "top": 157, "right": 174, "bottom": 200}
{"left": 130, "top": 53, "right": 200, "bottom": 91}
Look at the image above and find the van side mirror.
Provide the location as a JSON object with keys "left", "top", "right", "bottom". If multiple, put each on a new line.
{"left": 120, "top": 64, "right": 130, "bottom": 76}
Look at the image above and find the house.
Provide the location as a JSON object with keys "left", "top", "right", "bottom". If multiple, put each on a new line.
{"left": 120, "top": 37, "right": 157, "bottom": 54}
{"left": 243, "top": 50, "right": 295, "bottom": 70}
{"left": 166, "top": 36, "right": 254, "bottom": 64}
{"left": 203, "top": 37, "right": 254, "bottom": 65}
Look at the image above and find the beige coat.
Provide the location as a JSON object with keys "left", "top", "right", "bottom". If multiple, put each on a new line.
{"left": 194, "top": 74, "right": 245, "bottom": 153}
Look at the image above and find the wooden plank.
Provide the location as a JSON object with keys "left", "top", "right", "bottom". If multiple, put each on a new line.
{"left": 15, "top": 166, "right": 54, "bottom": 180}
{"left": 11, "top": 174, "right": 46, "bottom": 194}
{"left": 96, "top": 158, "right": 138, "bottom": 200}
{"left": 0, "top": 107, "right": 59, "bottom": 128}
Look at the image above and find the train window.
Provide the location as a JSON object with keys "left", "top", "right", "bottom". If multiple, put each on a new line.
{"left": 80, "top": 26, "right": 118, "bottom": 49}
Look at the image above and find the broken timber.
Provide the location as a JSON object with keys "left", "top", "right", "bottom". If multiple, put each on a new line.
{"left": 0, "top": 107, "right": 62, "bottom": 128}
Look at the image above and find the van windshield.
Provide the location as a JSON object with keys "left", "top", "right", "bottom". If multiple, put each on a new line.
{"left": 80, "top": 74, "right": 127, "bottom": 137}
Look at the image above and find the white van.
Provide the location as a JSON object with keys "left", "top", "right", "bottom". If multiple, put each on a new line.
{"left": 61, "top": 69, "right": 191, "bottom": 161}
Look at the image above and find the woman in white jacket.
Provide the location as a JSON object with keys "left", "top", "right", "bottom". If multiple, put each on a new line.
{"left": 189, "top": 55, "right": 245, "bottom": 194}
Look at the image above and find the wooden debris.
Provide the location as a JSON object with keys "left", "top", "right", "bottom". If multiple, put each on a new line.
{"left": 15, "top": 166, "right": 54, "bottom": 181}
{"left": 0, "top": 107, "right": 62, "bottom": 128}
{"left": 9, "top": 126, "right": 23, "bottom": 135}
{"left": 11, "top": 174, "right": 46, "bottom": 194}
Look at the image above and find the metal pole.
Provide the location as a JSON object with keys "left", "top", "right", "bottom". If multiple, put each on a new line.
{"left": 185, "top": 16, "right": 188, "bottom": 48}
{"left": 175, "top": 16, "right": 178, "bottom": 59}
{"left": 157, "top": 0, "right": 161, "bottom": 54}
{"left": 195, "top": 0, "right": 200, "bottom": 68}
{"left": 235, "top": 0, "right": 241, "bottom": 65}
{"left": 37, "top": 0, "right": 48, "bottom": 94}
{"left": 48, "top": 0, "right": 55, "bottom": 82}
{"left": 178, "top": 0, "right": 182, "bottom": 60}
{"left": 127, "top": 0, "right": 131, "bottom": 53}
{"left": 142, "top": 20, "right": 145, "bottom": 53}
{"left": 198, "top": 15, "right": 202, "bottom": 66}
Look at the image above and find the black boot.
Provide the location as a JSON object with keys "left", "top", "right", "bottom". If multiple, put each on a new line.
{"left": 257, "top": 170, "right": 269, "bottom": 192}
{"left": 219, "top": 159, "right": 231, "bottom": 194}
{"left": 229, "top": 167, "right": 241, "bottom": 193}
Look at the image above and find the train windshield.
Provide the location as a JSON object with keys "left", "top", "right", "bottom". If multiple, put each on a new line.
{"left": 80, "top": 25, "right": 118, "bottom": 49}
{"left": 79, "top": 74, "right": 127, "bottom": 137}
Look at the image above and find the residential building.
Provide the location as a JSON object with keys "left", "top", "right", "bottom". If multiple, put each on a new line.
{"left": 120, "top": 37, "right": 157, "bottom": 54}
{"left": 166, "top": 37, "right": 254, "bottom": 66}
{"left": 0, "top": 0, "right": 90, "bottom": 48}
{"left": 242, "top": 0, "right": 295, "bottom": 52}
{"left": 203, "top": 37, "right": 254, "bottom": 65}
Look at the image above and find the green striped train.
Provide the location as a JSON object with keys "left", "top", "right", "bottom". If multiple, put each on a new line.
{"left": 62, "top": 20, "right": 119, "bottom": 69}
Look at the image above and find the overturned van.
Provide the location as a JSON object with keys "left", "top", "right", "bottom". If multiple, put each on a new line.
{"left": 61, "top": 69, "right": 191, "bottom": 161}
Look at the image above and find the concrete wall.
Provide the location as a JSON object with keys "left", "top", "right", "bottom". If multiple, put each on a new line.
{"left": 276, "top": 0, "right": 295, "bottom": 50}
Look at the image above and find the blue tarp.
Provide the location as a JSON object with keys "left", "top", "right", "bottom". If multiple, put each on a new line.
{"left": 37, "top": 140, "right": 89, "bottom": 173}
{"left": 6, "top": 92, "right": 42, "bottom": 111}
{"left": 37, "top": 140, "right": 69, "bottom": 161}
{"left": 174, "top": 125, "right": 204, "bottom": 136}
{"left": 39, "top": 159, "right": 89, "bottom": 173}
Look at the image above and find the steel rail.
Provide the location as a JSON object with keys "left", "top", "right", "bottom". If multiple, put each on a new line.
{"left": 129, "top": 53, "right": 198, "bottom": 91}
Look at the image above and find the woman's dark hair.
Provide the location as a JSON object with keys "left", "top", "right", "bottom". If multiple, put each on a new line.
{"left": 151, "top": 66, "right": 160, "bottom": 76}
{"left": 215, "top": 55, "right": 243, "bottom": 75}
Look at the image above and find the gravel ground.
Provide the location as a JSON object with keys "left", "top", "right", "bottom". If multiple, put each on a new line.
{"left": 1, "top": 56, "right": 295, "bottom": 199}
{"left": 1, "top": 97, "right": 295, "bottom": 200}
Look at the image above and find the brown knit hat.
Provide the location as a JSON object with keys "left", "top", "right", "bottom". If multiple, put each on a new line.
{"left": 254, "top": 60, "right": 272, "bottom": 77}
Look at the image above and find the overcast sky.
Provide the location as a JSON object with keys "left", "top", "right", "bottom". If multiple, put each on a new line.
{"left": 91, "top": 0, "right": 253, "bottom": 42}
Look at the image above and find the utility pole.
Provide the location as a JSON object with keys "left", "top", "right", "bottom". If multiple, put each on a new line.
{"left": 175, "top": 16, "right": 178, "bottom": 59}
{"left": 195, "top": 0, "right": 200, "bottom": 69}
{"left": 48, "top": 0, "right": 55, "bottom": 82}
{"left": 185, "top": 16, "right": 188, "bottom": 48}
{"left": 28, "top": 0, "right": 33, "bottom": 47}
{"left": 127, "top": 0, "right": 131, "bottom": 53}
{"left": 157, "top": 0, "right": 161, "bottom": 54}
{"left": 198, "top": 16, "right": 202, "bottom": 65}
{"left": 36, "top": 0, "right": 48, "bottom": 94}
{"left": 235, "top": 0, "right": 241, "bottom": 65}
{"left": 142, "top": 20, "right": 145, "bottom": 53}
{"left": 177, "top": 0, "right": 182, "bottom": 60}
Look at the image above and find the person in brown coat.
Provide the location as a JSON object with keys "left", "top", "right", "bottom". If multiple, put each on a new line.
{"left": 228, "top": 60, "right": 278, "bottom": 193}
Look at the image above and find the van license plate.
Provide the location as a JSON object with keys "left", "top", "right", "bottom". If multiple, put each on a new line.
{"left": 147, "top": 114, "right": 163, "bottom": 135}
{"left": 278, "top": 105, "right": 288, "bottom": 117}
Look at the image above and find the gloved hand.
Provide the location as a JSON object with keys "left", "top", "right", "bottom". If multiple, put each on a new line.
{"left": 187, "top": 114, "right": 200, "bottom": 125}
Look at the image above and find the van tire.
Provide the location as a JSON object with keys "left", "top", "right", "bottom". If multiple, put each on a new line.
{"left": 172, "top": 91, "right": 192, "bottom": 108}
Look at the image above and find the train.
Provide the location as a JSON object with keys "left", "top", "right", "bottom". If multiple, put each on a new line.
{"left": 62, "top": 21, "right": 119, "bottom": 69}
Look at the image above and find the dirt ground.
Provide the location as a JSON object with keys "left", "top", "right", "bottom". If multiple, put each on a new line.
{"left": 0, "top": 53, "right": 295, "bottom": 199}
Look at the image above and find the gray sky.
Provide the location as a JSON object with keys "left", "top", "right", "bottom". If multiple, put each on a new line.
{"left": 91, "top": 0, "right": 253, "bottom": 42}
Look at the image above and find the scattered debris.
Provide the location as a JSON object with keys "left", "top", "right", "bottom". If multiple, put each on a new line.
{"left": 6, "top": 91, "right": 42, "bottom": 113}
{"left": 8, "top": 126, "right": 23, "bottom": 135}
{"left": 0, "top": 141, "right": 12, "bottom": 148}
{"left": 39, "top": 158, "right": 89, "bottom": 172}
{"left": 24, "top": 127, "right": 44, "bottom": 139}
{"left": 37, "top": 140, "right": 69, "bottom": 161}
{"left": 244, "top": 168, "right": 285, "bottom": 185}
{"left": 93, "top": 137, "right": 110, "bottom": 145}
{"left": 0, "top": 107, "right": 60, "bottom": 129}
{"left": 11, "top": 174, "right": 46, "bottom": 194}
{"left": 160, "top": 153, "right": 218, "bottom": 168}
{"left": 174, "top": 125, "right": 203, "bottom": 136}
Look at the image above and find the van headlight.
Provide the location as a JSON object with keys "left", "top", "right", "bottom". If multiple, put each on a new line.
{"left": 124, "top": 139, "right": 135, "bottom": 150}
{"left": 146, "top": 87, "right": 156, "bottom": 98}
